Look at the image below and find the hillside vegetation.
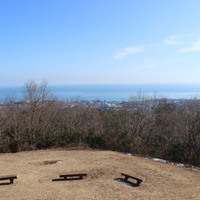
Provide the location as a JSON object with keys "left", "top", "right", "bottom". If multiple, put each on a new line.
{"left": 0, "top": 81, "right": 200, "bottom": 166}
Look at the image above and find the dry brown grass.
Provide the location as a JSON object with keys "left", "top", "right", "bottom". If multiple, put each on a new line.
{"left": 0, "top": 148, "right": 199, "bottom": 200}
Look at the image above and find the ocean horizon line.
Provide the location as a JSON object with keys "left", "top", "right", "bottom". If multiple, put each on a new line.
{"left": 1, "top": 83, "right": 200, "bottom": 101}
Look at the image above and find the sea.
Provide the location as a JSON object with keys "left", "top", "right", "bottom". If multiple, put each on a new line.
{"left": 1, "top": 84, "right": 200, "bottom": 101}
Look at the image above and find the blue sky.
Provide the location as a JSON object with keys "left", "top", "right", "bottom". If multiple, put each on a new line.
{"left": 0, "top": 0, "right": 200, "bottom": 86}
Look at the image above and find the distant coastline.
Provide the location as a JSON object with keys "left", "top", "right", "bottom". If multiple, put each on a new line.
{"left": 1, "top": 83, "right": 200, "bottom": 101}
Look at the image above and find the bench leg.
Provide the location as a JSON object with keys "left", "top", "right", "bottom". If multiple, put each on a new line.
{"left": 124, "top": 176, "right": 129, "bottom": 181}
{"left": 137, "top": 180, "right": 142, "bottom": 185}
{"left": 10, "top": 179, "right": 14, "bottom": 184}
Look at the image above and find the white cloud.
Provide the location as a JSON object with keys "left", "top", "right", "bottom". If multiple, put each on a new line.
{"left": 134, "top": 60, "right": 158, "bottom": 72}
{"left": 113, "top": 46, "right": 144, "bottom": 60}
{"left": 180, "top": 39, "right": 200, "bottom": 52}
{"left": 164, "top": 35, "right": 184, "bottom": 45}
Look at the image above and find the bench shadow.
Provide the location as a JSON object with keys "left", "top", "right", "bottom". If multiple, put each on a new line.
{"left": 52, "top": 178, "right": 83, "bottom": 182}
{"left": 114, "top": 178, "right": 140, "bottom": 187}
{"left": 0, "top": 182, "right": 12, "bottom": 186}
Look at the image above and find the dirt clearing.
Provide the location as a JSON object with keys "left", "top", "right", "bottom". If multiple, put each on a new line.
{"left": 0, "top": 149, "right": 199, "bottom": 200}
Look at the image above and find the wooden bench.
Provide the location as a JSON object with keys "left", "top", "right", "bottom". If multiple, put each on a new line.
{"left": 121, "top": 173, "right": 142, "bottom": 185}
{"left": 59, "top": 173, "right": 87, "bottom": 180}
{"left": 0, "top": 175, "right": 17, "bottom": 184}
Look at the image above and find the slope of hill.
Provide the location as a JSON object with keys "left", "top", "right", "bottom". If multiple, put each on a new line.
{"left": 0, "top": 149, "right": 199, "bottom": 200}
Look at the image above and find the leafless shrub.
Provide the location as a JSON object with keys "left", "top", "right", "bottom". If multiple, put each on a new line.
{"left": 0, "top": 84, "right": 199, "bottom": 166}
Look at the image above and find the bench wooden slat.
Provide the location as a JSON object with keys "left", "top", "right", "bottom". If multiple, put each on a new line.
{"left": 0, "top": 175, "right": 17, "bottom": 180}
{"left": 121, "top": 173, "right": 142, "bottom": 185}
{"left": 59, "top": 173, "right": 87, "bottom": 179}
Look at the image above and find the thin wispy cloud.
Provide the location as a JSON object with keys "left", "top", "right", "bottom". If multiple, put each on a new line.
{"left": 134, "top": 60, "right": 158, "bottom": 72}
{"left": 180, "top": 39, "right": 200, "bottom": 52}
{"left": 164, "top": 35, "right": 184, "bottom": 45}
{"left": 113, "top": 46, "right": 144, "bottom": 60}
{"left": 133, "top": 58, "right": 176, "bottom": 72}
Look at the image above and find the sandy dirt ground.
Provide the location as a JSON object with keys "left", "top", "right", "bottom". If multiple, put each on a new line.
{"left": 0, "top": 148, "right": 199, "bottom": 200}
